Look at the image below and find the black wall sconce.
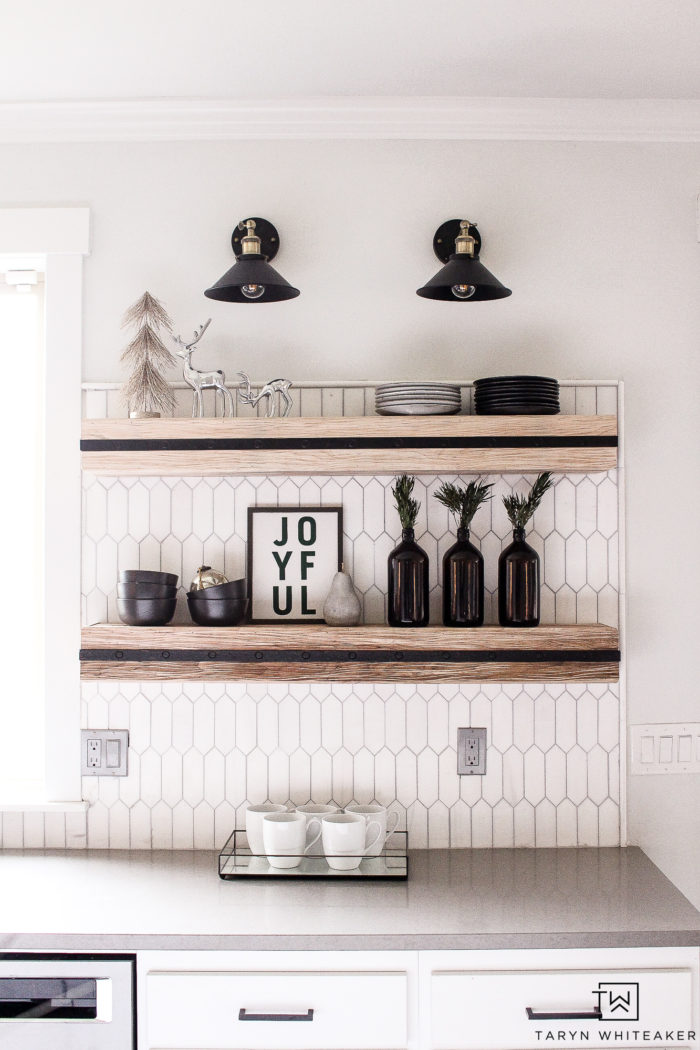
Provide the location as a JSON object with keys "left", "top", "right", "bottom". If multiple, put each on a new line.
{"left": 204, "top": 217, "right": 300, "bottom": 303}
{"left": 416, "top": 219, "right": 511, "bottom": 301}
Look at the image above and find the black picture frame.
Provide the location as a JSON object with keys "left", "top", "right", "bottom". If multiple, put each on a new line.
{"left": 247, "top": 506, "right": 343, "bottom": 624}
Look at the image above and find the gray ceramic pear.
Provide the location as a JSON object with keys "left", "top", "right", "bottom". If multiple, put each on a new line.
{"left": 323, "top": 568, "right": 362, "bottom": 626}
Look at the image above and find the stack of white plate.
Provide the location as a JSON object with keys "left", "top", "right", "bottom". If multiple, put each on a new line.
{"left": 375, "top": 383, "right": 462, "bottom": 415}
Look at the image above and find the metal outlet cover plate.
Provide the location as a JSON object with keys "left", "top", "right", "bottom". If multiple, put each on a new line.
{"left": 457, "top": 727, "right": 487, "bottom": 775}
{"left": 81, "top": 729, "right": 129, "bottom": 777}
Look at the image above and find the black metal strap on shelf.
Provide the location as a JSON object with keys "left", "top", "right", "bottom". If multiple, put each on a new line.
{"left": 81, "top": 435, "right": 617, "bottom": 453}
{"left": 80, "top": 648, "right": 621, "bottom": 664}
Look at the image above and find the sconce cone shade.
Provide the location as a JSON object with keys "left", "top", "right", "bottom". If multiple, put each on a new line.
{"left": 416, "top": 254, "right": 512, "bottom": 301}
{"left": 204, "top": 256, "right": 300, "bottom": 303}
{"left": 204, "top": 217, "right": 300, "bottom": 303}
{"left": 417, "top": 219, "right": 512, "bottom": 301}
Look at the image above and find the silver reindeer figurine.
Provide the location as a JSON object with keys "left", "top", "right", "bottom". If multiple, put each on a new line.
{"left": 174, "top": 319, "right": 235, "bottom": 418}
{"left": 237, "top": 372, "right": 293, "bottom": 418}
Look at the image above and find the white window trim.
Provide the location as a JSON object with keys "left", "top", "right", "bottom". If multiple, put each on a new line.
{"left": 0, "top": 207, "right": 89, "bottom": 806}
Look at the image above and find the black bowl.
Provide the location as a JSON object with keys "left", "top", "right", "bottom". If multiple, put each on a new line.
{"left": 117, "top": 582, "right": 177, "bottom": 599}
{"left": 117, "top": 597, "right": 177, "bottom": 627}
{"left": 187, "top": 595, "right": 249, "bottom": 627}
{"left": 119, "top": 569, "right": 179, "bottom": 587}
{"left": 188, "top": 578, "right": 247, "bottom": 600}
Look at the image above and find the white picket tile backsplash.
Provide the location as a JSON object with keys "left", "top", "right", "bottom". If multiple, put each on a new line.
{"left": 0, "top": 381, "right": 622, "bottom": 850}
{"left": 79, "top": 680, "right": 619, "bottom": 849}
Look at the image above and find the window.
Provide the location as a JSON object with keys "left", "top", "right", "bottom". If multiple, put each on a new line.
{"left": 0, "top": 270, "right": 45, "bottom": 800}
{"left": 0, "top": 209, "right": 89, "bottom": 806}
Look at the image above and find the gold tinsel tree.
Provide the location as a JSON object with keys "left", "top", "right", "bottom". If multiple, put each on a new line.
{"left": 120, "top": 292, "right": 177, "bottom": 416}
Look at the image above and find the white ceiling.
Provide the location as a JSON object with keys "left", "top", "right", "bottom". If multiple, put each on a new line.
{"left": 1, "top": 0, "right": 698, "bottom": 103}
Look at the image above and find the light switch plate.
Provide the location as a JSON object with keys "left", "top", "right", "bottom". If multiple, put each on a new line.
{"left": 630, "top": 723, "right": 700, "bottom": 775}
{"left": 81, "top": 729, "right": 129, "bottom": 776}
{"left": 457, "top": 727, "right": 487, "bottom": 775}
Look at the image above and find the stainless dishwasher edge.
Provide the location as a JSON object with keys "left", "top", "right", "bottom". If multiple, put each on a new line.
{"left": 0, "top": 953, "right": 136, "bottom": 1049}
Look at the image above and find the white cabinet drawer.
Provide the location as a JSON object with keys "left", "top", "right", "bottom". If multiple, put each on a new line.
{"left": 147, "top": 970, "right": 408, "bottom": 1049}
{"left": 430, "top": 968, "right": 695, "bottom": 1049}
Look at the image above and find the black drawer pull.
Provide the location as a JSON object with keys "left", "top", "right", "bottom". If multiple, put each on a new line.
{"left": 239, "top": 1007, "right": 314, "bottom": 1022}
{"left": 527, "top": 1007, "right": 602, "bottom": 1021}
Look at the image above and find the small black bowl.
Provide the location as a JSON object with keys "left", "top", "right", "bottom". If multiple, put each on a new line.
{"left": 187, "top": 595, "right": 249, "bottom": 627}
{"left": 117, "top": 582, "right": 177, "bottom": 600}
{"left": 117, "top": 597, "right": 177, "bottom": 627}
{"left": 188, "top": 578, "right": 247, "bottom": 600}
{"left": 119, "top": 569, "right": 179, "bottom": 587}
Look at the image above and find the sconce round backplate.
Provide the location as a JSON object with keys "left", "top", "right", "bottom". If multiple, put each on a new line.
{"left": 231, "top": 217, "right": 280, "bottom": 261}
{"left": 433, "top": 219, "right": 482, "bottom": 263}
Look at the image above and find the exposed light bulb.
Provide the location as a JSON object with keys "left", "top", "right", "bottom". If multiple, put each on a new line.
{"left": 451, "top": 283, "right": 476, "bottom": 300}
{"left": 241, "top": 283, "right": 265, "bottom": 300}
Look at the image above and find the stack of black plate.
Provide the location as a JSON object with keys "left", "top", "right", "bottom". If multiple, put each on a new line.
{"left": 473, "top": 375, "right": 560, "bottom": 415}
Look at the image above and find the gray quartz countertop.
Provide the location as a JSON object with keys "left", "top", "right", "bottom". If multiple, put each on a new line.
{"left": 1, "top": 847, "right": 699, "bottom": 952}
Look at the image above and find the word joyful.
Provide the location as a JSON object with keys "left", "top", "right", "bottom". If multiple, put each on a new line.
{"left": 271, "top": 515, "right": 317, "bottom": 617}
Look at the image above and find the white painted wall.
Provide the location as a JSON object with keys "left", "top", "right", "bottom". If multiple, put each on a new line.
{"left": 2, "top": 138, "right": 698, "bottom": 896}
{"left": 1, "top": 0, "right": 698, "bottom": 101}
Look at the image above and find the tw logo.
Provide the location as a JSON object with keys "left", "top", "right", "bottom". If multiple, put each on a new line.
{"left": 593, "top": 982, "right": 640, "bottom": 1021}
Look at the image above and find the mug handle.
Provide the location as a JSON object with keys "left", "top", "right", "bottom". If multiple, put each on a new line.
{"left": 384, "top": 810, "right": 400, "bottom": 847}
{"left": 362, "top": 820, "right": 382, "bottom": 855}
{"left": 304, "top": 818, "right": 322, "bottom": 854}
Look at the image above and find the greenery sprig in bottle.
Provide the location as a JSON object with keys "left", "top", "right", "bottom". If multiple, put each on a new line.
{"left": 391, "top": 474, "right": 420, "bottom": 531}
{"left": 435, "top": 479, "right": 493, "bottom": 532}
{"left": 435, "top": 479, "right": 492, "bottom": 627}
{"left": 499, "top": 472, "right": 554, "bottom": 628}
{"left": 387, "top": 475, "right": 429, "bottom": 627}
{"left": 502, "top": 472, "right": 553, "bottom": 532}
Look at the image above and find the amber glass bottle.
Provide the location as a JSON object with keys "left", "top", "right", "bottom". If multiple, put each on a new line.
{"left": 443, "top": 527, "right": 484, "bottom": 626}
{"left": 387, "top": 528, "right": 430, "bottom": 627}
{"left": 498, "top": 526, "right": 540, "bottom": 627}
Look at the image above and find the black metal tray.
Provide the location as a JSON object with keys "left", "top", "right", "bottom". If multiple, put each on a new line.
{"left": 219, "top": 829, "right": 408, "bottom": 880}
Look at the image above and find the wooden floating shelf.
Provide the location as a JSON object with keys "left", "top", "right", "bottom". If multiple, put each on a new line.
{"left": 80, "top": 624, "right": 620, "bottom": 683}
{"left": 81, "top": 415, "right": 617, "bottom": 476}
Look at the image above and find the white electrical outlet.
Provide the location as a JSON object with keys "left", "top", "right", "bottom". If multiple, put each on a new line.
{"left": 86, "top": 738, "right": 102, "bottom": 768}
{"left": 465, "top": 736, "right": 480, "bottom": 766}
{"left": 81, "top": 729, "right": 129, "bottom": 776}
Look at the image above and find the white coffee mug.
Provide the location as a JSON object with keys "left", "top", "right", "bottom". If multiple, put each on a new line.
{"left": 245, "top": 803, "right": 287, "bottom": 855}
{"left": 345, "top": 804, "right": 400, "bottom": 856}
{"left": 295, "top": 804, "right": 339, "bottom": 855}
{"left": 262, "top": 811, "right": 322, "bottom": 869}
{"left": 321, "top": 812, "right": 382, "bottom": 871}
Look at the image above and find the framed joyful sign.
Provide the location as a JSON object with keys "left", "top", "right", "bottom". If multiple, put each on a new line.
{"left": 247, "top": 506, "right": 343, "bottom": 624}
